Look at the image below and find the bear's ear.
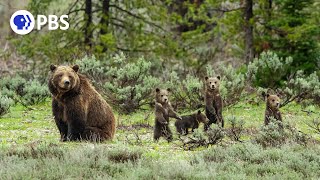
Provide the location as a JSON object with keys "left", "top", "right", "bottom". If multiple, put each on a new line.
{"left": 205, "top": 76, "right": 209, "bottom": 81}
{"left": 167, "top": 88, "right": 171, "bottom": 92}
{"left": 156, "top": 88, "right": 160, "bottom": 93}
{"left": 72, "top": 65, "right": 79, "bottom": 72}
{"left": 198, "top": 110, "right": 201, "bottom": 114}
{"left": 266, "top": 93, "right": 270, "bottom": 98}
{"left": 217, "top": 75, "right": 221, "bottom": 80}
{"left": 50, "top": 64, "right": 57, "bottom": 72}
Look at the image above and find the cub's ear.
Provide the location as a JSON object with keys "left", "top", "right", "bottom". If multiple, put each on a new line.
{"left": 72, "top": 65, "right": 79, "bottom": 72}
{"left": 50, "top": 64, "right": 57, "bottom": 72}
{"left": 205, "top": 76, "right": 209, "bottom": 81}
{"left": 156, "top": 88, "right": 160, "bottom": 93}
{"left": 266, "top": 93, "right": 270, "bottom": 98}
{"left": 261, "top": 91, "right": 266, "bottom": 97}
{"left": 167, "top": 88, "right": 171, "bottom": 92}
{"left": 198, "top": 110, "right": 201, "bottom": 114}
{"left": 217, "top": 76, "right": 221, "bottom": 80}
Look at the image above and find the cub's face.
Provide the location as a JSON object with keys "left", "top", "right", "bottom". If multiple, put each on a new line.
{"left": 267, "top": 94, "right": 281, "bottom": 109}
{"left": 205, "top": 76, "right": 220, "bottom": 91}
{"left": 50, "top": 65, "right": 79, "bottom": 92}
{"left": 196, "top": 110, "right": 209, "bottom": 124}
{"left": 155, "top": 88, "right": 170, "bottom": 104}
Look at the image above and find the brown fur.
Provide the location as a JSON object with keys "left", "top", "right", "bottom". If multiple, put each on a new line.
{"left": 154, "top": 88, "right": 181, "bottom": 142}
{"left": 264, "top": 93, "right": 282, "bottom": 126}
{"left": 175, "top": 110, "right": 209, "bottom": 135}
{"left": 204, "top": 76, "right": 224, "bottom": 129}
{"left": 48, "top": 65, "right": 116, "bottom": 142}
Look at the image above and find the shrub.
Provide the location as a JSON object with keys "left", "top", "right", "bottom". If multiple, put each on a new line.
{"left": 0, "top": 94, "right": 14, "bottom": 117}
{"left": 254, "top": 118, "right": 287, "bottom": 147}
{"left": 107, "top": 146, "right": 143, "bottom": 163}
{"left": 103, "top": 54, "right": 159, "bottom": 114}
{"left": 0, "top": 76, "right": 49, "bottom": 107}
{"left": 20, "top": 80, "right": 49, "bottom": 106}
{"left": 247, "top": 51, "right": 293, "bottom": 88}
{"left": 226, "top": 116, "right": 245, "bottom": 142}
{"left": 166, "top": 72, "right": 203, "bottom": 110}
{"left": 280, "top": 71, "right": 320, "bottom": 107}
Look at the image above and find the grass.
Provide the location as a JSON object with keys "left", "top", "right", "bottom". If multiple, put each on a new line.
{"left": 0, "top": 99, "right": 320, "bottom": 179}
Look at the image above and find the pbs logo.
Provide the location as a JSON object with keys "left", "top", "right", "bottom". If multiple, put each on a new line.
{"left": 10, "top": 10, "right": 69, "bottom": 35}
{"left": 10, "top": 10, "right": 35, "bottom": 35}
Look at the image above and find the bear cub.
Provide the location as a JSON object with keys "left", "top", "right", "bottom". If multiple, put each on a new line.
{"left": 175, "top": 110, "right": 209, "bottom": 135}
{"left": 154, "top": 88, "right": 181, "bottom": 142}
{"left": 48, "top": 64, "right": 116, "bottom": 142}
{"left": 264, "top": 93, "right": 282, "bottom": 126}
{"left": 204, "top": 76, "right": 224, "bottom": 130}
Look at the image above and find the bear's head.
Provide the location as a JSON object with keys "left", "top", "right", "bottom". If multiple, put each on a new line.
{"left": 49, "top": 64, "right": 80, "bottom": 94}
{"left": 266, "top": 94, "right": 281, "bottom": 109}
{"left": 196, "top": 110, "right": 209, "bottom": 124}
{"left": 205, "top": 76, "right": 220, "bottom": 91}
{"left": 155, "top": 88, "right": 170, "bottom": 104}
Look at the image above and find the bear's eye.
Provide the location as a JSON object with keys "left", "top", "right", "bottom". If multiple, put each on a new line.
{"left": 272, "top": 99, "right": 275, "bottom": 102}
{"left": 161, "top": 95, "right": 164, "bottom": 97}
{"left": 209, "top": 82, "right": 212, "bottom": 84}
{"left": 215, "top": 82, "right": 217, "bottom": 84}
{"left": 69, "top": 76, "right": 72, "bottom": 79}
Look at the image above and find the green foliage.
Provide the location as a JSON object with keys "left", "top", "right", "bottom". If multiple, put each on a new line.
{"left": 0, "top": 76, "right": 49, "bottom": 107}
{"left": 281, "top": 71, "right": 320, "bottom": 106}
{"left": 0, "top": 94, "right": 14, "bottom": 117}
{"left": 20, "top": 80, "right": 49, "bottom": 106}
{"left": 226, "top": 116, "right": 245, "bottom": 142}
{"left": 166, "top": 72, "right": 203, "bottom": 110}
{"left": 247, "top": 51, "right": 293, "bottom": 88}
{"left": 104, "top": 54, "right": 159, "bottom": 114}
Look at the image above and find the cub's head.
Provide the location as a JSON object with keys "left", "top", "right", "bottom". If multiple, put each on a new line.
{"left": 205, "top": 76, "right": 220, "bottom": 91}
{"left": 49, "top": 64, "right": 80, "bottom": 93}
{"left": 266, "top": 94, "right": 281, "bottom": 109}
{"left": 196, "top": 110, "right": 210, "bottom": 124}
{"left": 155, "top": 88, "right": 170, "bottom": 104}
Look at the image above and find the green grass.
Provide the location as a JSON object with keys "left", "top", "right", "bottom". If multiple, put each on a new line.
{"left": 0, "top": 99, "right": 320, "bottom": 179}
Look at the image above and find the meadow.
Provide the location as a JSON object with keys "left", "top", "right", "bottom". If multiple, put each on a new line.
{"left": 1, "top": 99, "right": 320, "bottom": 179}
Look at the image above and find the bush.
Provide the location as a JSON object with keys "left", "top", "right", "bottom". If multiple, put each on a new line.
{"left": 0, "top": 94, "right": 14, "bottom": 117}
{"left": 102, "top": 54, "right": 159, "bottom": 114}
{"left": 166, "top": 72, "right": 203, "bottom": 110}
{"left": 247, "top": 51, "right": 293, "bottom": 88}
{"left": 0, "top": 76, "right": 49, "bottom": 107}
{"left": 281, "top": 71, "right": 320, "bottom": 107}
{"left": 226, "top": 116, "right": 245, "bottom": 142}
{"left": 254, "top": 118, "right": 287, "bottom": 147}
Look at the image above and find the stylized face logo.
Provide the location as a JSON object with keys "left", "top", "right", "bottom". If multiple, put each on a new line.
{"left": 10, "top": 10, "right": 35, "bottom": 35}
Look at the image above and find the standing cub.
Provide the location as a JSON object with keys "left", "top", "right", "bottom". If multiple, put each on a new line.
{"left": 154, "top": 88, "right": 181, "bottom": 142}
{"left": 204, "top": 76, "right": 224, "bottom": 130}
{"left": 264, "top": 93, "right": 282, "bottom": 126}
{"left": 175, "top": 110, "right": 209, "bottom": 135}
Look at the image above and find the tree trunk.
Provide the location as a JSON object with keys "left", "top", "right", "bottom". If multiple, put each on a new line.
{"left": 244, "top": 0, "right": 254, "bottom": 64}
{"left": 84, "top": 0, "right": 92, "bottom": 47}
{"left": 99, "top": 0, "right": 110, "bottom": 52}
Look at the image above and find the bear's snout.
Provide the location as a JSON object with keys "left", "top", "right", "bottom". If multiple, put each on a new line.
{"left": 64, "top": 80, "right": 70, "bottom": 85}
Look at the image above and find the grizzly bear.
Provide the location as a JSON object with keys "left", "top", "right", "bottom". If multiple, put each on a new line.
{"left": 264, "top": 93, "right": 282, "bottom": 126}
{"left": 204, "top": 76, "right": 224, "bottom": 130}
{"left": 175, "top": 110, "right": 209, "bottom": 135}
{"left": 154, "top": 88, "right": 181, "bottom": 142}
{"left": 48, "top": 64, "right": 116, "bottom": 142}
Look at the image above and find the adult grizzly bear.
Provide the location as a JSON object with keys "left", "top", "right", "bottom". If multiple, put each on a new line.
{"left": 48, "top": 64, "right": 116, "bottom": 142}
{"left": 175, "top": 110, "right": 209, "bottom": 135}
{"left": 154, "top": 88, "right": 181, "bottom": 142}
{"left": 264, "top": 93, "right": 282, "bottom": 126}
{"left": 204, "top": 76, "right": 224, "bottom": 130}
